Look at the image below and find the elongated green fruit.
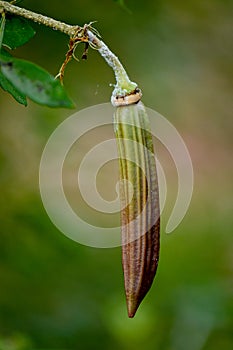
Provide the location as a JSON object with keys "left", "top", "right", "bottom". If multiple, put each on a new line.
{"left": 113, "top": 92, "right": 160, "bottom": 318}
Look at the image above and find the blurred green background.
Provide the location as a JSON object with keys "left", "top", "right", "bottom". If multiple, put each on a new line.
{"left": 0, "top": 0, "right": 233, "bottom": 349}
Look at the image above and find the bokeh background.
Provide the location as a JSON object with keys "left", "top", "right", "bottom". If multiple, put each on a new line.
{"left": 0, "top": 0, "right": 232, "bottom": 349}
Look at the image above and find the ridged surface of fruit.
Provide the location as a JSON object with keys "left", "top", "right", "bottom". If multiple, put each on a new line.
{"left": 114, "top": 101, "right": 160, "bottom": 318}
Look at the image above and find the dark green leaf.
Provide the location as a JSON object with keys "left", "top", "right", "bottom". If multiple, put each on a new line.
{"left": 0, "top": 71, "right": 27, "bottom": 105}
{"left": 0, "top": 56, "right": 75, "bottom": 108}
{"left": 1, "top": 47, "right": 12, "bottom": 58}
{"left": 3, "top": 15, "right": 36, "bottom": 49}
{"left": 0, "top": 48, "right": 27, "bottom": 105}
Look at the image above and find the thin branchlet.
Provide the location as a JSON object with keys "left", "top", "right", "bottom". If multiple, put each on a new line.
{"left": 0, "top": 0, "right": 77, "bottom": 35}
{"left": 0, "top": 0, "right": 137, "bottom": 95}
{"left": 87, "top": 29, "right": 137, "bottom": 97}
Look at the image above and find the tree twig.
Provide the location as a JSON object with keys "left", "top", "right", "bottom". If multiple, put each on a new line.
{"left": 0, "top": 0, "right": 78, "bottom": 35}
{"left": 0, "top": 0, "right": 139, "bottom": 96}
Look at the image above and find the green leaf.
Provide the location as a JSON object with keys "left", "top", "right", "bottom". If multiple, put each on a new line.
{"left": 0, "top": 71, "right": 27, "bottom": 105}
{"left": 1, "top": 47, "right": 12, "bottom": 58}
{"left": 3, "top": 15, "right": 36, "bottom": 49}
{"left": 0, "top": 56, "right": 75, "bottom": 108}
{"left": 0, "top": 48, "right": 27, "bottom": 105}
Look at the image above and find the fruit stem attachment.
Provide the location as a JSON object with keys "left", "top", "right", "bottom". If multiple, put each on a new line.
{"left": 87, "top": 29, "right": 139, "bottom": 103}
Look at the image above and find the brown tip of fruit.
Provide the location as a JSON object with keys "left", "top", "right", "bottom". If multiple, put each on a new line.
{"left": 127, "top": 299, "right": 140, "bottom": 318}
